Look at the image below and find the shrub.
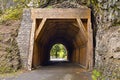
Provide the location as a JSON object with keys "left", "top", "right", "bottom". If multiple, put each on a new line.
{"left": 0, "top": 7, "right": 23, "bottom": 23}
{"left": 92, "top": 69, "right": 101, "bottom": 80}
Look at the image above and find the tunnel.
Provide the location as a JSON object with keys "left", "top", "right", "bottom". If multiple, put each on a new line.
{"left": 27, "top": 9, "right": 93, "bottom": 70}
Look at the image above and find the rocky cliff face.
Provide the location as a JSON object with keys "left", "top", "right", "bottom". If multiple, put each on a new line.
{"left": 0, "top": 20, "right": 21, "bottom": 73}
{"left": 0, "top": 0, "right": 14, "bottom": 10}
{"left": 93, "top": 0, "right": 120, "bottom": 80}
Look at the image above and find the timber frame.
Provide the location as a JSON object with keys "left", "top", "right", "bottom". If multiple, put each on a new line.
{"left": 27, "top": 8, "right": 93, "bottom": 70}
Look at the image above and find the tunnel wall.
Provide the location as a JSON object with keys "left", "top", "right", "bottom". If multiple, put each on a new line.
{"left": 32, "top": 19, "right": 88, "bottom": 68}
{"left": 17, "top": 8, "right": 93, "bottom": 70}
{"left": 17, "top": 9, "right": 32, "bottom": 67}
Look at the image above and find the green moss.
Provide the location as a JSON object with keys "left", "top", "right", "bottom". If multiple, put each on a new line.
{"left": 0, "top": 35, "right": 3, "bottom": 41}
{"left": 5, "top": 46, "right": 13, "bottom": 54}
{"left": 87, "top": 0, "right": 91, "bottom": 6}
{"left": 0, "top": 9, "right": 2, "bottom": 16}
{"left": 91, "top": 0, "right": 98, "bottom": 5}
{"left": 91, "top": 0, "right": 101, "bottom": 14}
{"left": 47, "top": 6, "right": 53, "bottom": 8}
{"left": 0, "top": 46, "right": 19, "bottom": 73}
{"left": 0, "top": 65, "right": 17, "bottom": 74}
{"left": 0, "top": 38, "right": 21, "bottom": 73}
{"left": 92, "top": 69, "right": 102, "bottom": 80}
{"left": 112, "top": 21, "right": 120, "bottom": 26}
{"left": 0, "top": 7, "right": 23, "bottom": 24}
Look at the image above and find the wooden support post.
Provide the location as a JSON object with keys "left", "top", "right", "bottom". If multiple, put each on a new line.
{"left": 87, "top": 18, "right": 93, "bottom": 70}
{"left": 28, "top": 19, "right": 36, "bottom": 70}
{"left": 76, "top": 19, "right": 88, "bottom": 41}
{"left": 35, "top": 18, "right": 47, "bottom": 40}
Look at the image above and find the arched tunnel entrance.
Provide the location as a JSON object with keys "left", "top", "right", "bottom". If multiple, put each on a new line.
{"left": 50, "top": 43, "right": 68, "bottom": 61}
{"left": 28, "top": 9, "right": 93, "bottom": 70}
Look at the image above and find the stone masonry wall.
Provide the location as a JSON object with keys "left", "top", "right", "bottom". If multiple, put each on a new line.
{"left": 17, "top": 9, "right": 32, "bottom": 68}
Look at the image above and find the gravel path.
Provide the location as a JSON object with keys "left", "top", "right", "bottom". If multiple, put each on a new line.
{"left": 0, "top": 62, "right": 92, "bottom": 80}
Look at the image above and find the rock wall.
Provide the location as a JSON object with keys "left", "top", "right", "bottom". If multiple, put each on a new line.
{"left": 0, "top": 20, "right": 21, "bottom": 73}
{"left": 0, "top": 0, "right": 15, "bottom": 10}
{"left": 93, "top": 0, "right": 120, "bottom": 80}
{"left": 17, "top": 9, "right": 32, "bottom": 68}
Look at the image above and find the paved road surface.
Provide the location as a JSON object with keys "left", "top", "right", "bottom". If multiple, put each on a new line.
{"left": 0, "top": 62, "right": 92, "bottom": 80}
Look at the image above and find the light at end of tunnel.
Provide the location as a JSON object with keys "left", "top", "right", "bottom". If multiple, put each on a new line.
{"left": 50, "top": 43, "right": 68, "bottom": 62}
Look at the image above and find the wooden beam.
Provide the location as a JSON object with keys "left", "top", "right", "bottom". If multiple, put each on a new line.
{"left": 86, "top": 18, "right": 93, "bottom": 70}
{"left": 35, "top": 18, "right": 47, "bottom": 40}
{"left": 28, "top": 19, "right": 36, "bottom": 70}
{"left": 76, "top": 18, "right": 88, "bottom": 41}
{"left": 31, "top": 8, "right": 91, "bottom": 19}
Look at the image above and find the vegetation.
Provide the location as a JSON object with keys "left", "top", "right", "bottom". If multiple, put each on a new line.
{"left": 50, "top": 44, "right": 67, "bottom": 60}
{"left": 13, "top": 0, "right": 31, "bottom": 7}
{"left": 0, "top": 0, "right": 24, "bottom": 24}
{"left": 0, "top": 7, "right": 22, "bottom": 23}
{"left": 92, "top": 69, "right": 102, "bottom": 80}
{"left": 0, "top": 0, "right": 51, "bottom": 24}
{"left": 0, "top": 0, "right": 22, "bottom": 73}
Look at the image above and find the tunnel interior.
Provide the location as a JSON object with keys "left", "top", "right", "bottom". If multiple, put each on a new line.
{"left": 32, "top": 18, "right": 89, "bottom": 68}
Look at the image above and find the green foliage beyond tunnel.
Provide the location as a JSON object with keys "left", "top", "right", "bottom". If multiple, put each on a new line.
{"left": 50, "top": 44, "right": 67, "bottom": 60}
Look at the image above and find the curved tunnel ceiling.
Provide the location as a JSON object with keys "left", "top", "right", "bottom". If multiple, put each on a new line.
{"left": 36, "top": 19, "right": 87, "bottom": 48}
